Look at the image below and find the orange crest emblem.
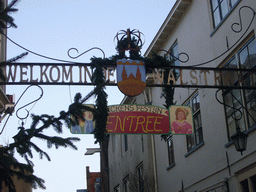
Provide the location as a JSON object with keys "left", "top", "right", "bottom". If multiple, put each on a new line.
{"left": 117, "top": 59, "right": 146, "bottom": 96}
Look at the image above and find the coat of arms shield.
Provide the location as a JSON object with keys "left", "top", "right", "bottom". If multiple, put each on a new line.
{"left": 117, "top": 59, "right": 146, "bottom": 96}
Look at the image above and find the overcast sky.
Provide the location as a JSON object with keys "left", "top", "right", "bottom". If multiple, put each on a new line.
{"left": 1, "top": 0, "right": 176, "bottom": 191}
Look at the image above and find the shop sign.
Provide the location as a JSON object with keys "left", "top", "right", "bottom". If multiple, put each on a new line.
{"left": 71, "top": 104, "right": 171, "bottom": 134}
{"left": 107, "top": 104, "right": 169, "bottom": 134}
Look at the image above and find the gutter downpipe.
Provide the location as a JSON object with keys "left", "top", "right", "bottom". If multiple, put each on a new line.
{"left": 151, "top": 135, "right": 158, "bottom": 191}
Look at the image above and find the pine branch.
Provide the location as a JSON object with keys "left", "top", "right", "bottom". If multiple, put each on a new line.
{"left": 0, "top": 0, "right": 19, "bottom": 31}
{"left": 6, "top": 0, "right": 20, "bottom": 10}
{"left": 0, "top": 103, "right": 80, "bottom": 191}
{"left": 7, "top": 113, "right": 80, "bottom": 156}
{"left": 9, "top": 167, "right": 46, "bottom": 190}
{"left": 0, "top": 148, "right": 46, "bottom": 191}
{"left": 6, "top": 52, "right": 28, "bottom": 63}
{"left": 35, "top": 133, "right": 80, "bottom": 150}
{"left": 1, "top": 104, "right": 81, "bottom": 191}
{"left": 29, "top": 142, "right": 51, "bottom": 161}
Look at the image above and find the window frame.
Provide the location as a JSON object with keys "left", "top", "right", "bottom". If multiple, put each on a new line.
{"left": 123, "top": 175, "right": 129, "bottom": 192}
{"left": 210, "top": 0, "right": 240, "bottom": 29}
{"left": 170, "top": 42, "right": 179, "bottom": 66}
{"left": 137, "top": 163, "right": 144, "bottom": 192}
{"left": 222, "top": 36, "right": 256, "bottom": 142}
{"left": 235, "top": 163, "right": 256, "bottom": 192}
{"left": 185, "top": 92, "right": 204, "bottom": 156}
{"left": 239, "top": 176, "right": 256, "bottom": 192}
{"left": 114, "top": 184, "right": 120, "bottom": 192}
{"left": 123, "top": 134, "right": 128, "bottom": 153}
{"left": 166, "top": 135, "right": 175, "bottom": 170}
{"left": 143, "top": 87, "right": 152, "bottom": 105}
{"left": 168, "top": 41, "right": 180, "bottom": 76}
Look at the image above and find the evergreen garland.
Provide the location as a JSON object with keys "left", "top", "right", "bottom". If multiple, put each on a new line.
{"left": 144, "top": 53, "right": 177, "bottom": 140}
{"left": 160, "top": 61, "right": 177, "bottom": 141}
{"left": 91, "top": 57, "right": 109, "bottom": 143}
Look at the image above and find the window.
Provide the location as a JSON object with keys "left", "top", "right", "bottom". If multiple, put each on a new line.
{"left": 123, "top": 176, "right": 129, "bottom": 192}
{"left": 137, "top": 163, "right": 144, "bottom": 192}
{"left": 235, "top": 163, "right": 256, "bottom": 192}
{"left": 123, "top": 134, "right": 128, "bottom": 152}
{"left": 169, "top": 42, "right": 180, "bottom": 76}
{"left": 223, "top": 36, "right": 256, "bottom": 140}
{"left": 170, "top": 42, "right": 179, "bottom": 67}
{"left": 210, "top": 0, "right": 239, "bottom": 28}
{"left": 239, "top": 175, "right": 256, "bottom": 192}
{"left": 143, "top": 87, "right": 152, "bottom": 105}
{"left": 186, "top": 93, "right": 204, "bottom": 153}
{"left": 251, "top": 175, "right": 256, "bottom": 191}
{"left": 114, "top": 185, "right": 120, "bottom": 192}
{"left": 94, "top": 178, "right": 100, "bottom": 191}
{"left": 141, "top": 134, "right": 144, "bottom": 152}
{"left": 112, "top": 135, "right": 116, "bottom": 152}
{"left": 167, "top": 135, "right": 175, "bottom": 167}
{"left": 240, "top": 179, "right": 249, "bottom": 192}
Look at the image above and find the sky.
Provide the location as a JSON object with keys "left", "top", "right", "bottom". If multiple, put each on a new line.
{"left": 1, "top": 0, "right": 176, "bottom": 191}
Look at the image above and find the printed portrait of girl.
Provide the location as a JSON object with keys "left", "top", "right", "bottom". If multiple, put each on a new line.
{"left": 171, "top": 107, "right": 193, "bottom": 135}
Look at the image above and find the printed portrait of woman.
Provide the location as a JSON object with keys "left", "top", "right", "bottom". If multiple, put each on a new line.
{"left": 70, "top": 105, "right": 95, "bottom": 134}
{"left": 170, "top": 107, "right": 193, "bottom": 135}
{"left": 71, "top": 115, "right": 84, "bottom": 134}
{"left": 83, "top": 111, "right": 94, "bottom": 134}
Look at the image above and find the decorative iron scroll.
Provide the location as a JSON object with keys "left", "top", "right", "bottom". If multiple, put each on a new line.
{"left": 16, "top": 85, "right": 43, "bottom": 121}
{"left": 215, "top": 88, "right": 256, "bottom": 127}
{"left": 0, "top": 84, "right": 43, "bottom": 135}
{"left": 67, "top": 47, "right": 106, "bottom": 59}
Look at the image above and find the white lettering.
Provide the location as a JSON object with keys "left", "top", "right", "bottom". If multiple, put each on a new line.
{"left": 40, "top": 66, "right": 50, "bottom": 82}
{"left": 20, "top": 65, "right": 28, "bottom": 82}
{"left": 30, "top": 65, "right": 38, "bottom": 82}
{"left": 6, "top": 65, "right": 17, "bottom": 82}
{"left": 62, "top": 66, "right": 73, "bottom": 83}
{"left": 49, "top": 66, "right": 60, "bottom": 82}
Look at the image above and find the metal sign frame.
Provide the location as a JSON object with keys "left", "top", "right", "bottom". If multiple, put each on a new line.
{"left": 2, "top": 62, "right": 256, "bottom": 90}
